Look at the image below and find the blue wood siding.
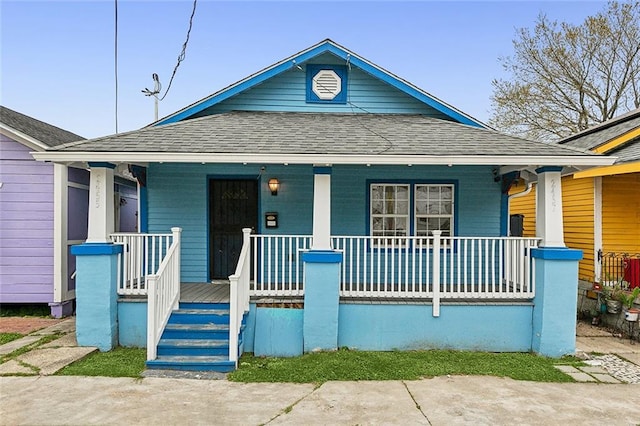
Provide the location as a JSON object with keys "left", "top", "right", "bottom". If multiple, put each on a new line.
{"left": 332, "top": 165, "right": 501, "bottom": 236}
{"left": 148, "top": 163, "right": 500, "bottom": 281}
{"left": 193, "top": 53, "right": 451, "bottom": 119}
{"left": 0, "top": 135, "right": 54, "bottom": 303}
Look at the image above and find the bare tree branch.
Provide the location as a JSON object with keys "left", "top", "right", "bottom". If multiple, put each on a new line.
{"left": 489, "top": 1, "right": 640, "bottom": 141}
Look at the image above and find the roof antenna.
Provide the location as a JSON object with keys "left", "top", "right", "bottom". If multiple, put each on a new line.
{"left": 141, "top": 73, "right": 162, "bottom": 122}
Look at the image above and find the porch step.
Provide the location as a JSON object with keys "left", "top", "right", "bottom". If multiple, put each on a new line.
{"left": 146, "top": 356, "right": 236, "bottom": 373}
{"left": 168, "top": 309, "right": 230, "bottom": 325}
{"left": 161, "top": 323, "right": 230, "bottom": 340}
{"left": 157, "top": 339, "right": 229, "bottom": 357}
{"left": 147, "top": 302, "right": 241, "bottom": 373}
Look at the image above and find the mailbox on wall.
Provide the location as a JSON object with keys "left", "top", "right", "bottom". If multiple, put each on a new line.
{"left": 265, "top": 212, "right": 278, "bottom": 228}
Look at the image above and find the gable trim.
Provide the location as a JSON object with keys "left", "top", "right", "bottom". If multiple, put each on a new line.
{"left": 154, "top": 40, "right": 485, "bottom": 128}
{"left": 573, "top": 160, "right": 640, "bottom": 179}
{"left": 593, "top": 127, "right": 640, "bottom": 154}
{"left": 0, "top": 123, "right": 49, "bottom": 151}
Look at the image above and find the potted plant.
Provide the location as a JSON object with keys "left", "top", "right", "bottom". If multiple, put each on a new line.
{"left": 620, "top": 287, "right": 640, "bottom": 322}
{"left": 601, "top": 284, "right": 624, "bottom": 314}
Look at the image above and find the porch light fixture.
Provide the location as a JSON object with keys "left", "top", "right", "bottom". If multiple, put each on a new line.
{"left": 268, "top": 178, "right": 280, "bottom": 196}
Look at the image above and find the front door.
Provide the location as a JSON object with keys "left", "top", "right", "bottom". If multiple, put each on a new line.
{"left": 209, "top": 179, "right": 258, "bottom": 280}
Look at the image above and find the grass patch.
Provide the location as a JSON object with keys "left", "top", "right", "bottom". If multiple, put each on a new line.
{"left": 0, "top": 304, "right": 51, "bottom": 317}
{"left": 0, "top": 333, "right": 63, "bottom": 365}
{"left": 56, "top": 347, "right": 146, "bottom": 378}
{"left": 228, "top": 349, "right": 576, "bottom": 383}
{"left": 0, "top": 333, "right": 24, "bottom": 345}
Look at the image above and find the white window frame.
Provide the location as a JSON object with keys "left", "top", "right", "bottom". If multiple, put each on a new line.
{"left": 370, "top": 184, "right": 410, "bottom": 239}
{"left": 369, "top": 183, "right": 455, "bottom": 241}
{"left": 414, "top": 184, "right": 455, "bottom": 237}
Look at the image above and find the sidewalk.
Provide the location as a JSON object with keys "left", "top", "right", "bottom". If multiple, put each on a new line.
{"left": 2, "top": 317, "right": 640, "bottom": 382}
{"left": 2, "top": 374, "right": 639, "bottom": 425}
{"left": 1, "top": 317, "right": 640, "bottom": 424}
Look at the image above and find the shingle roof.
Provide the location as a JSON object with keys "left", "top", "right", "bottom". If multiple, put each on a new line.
{"left": 53, "top": 111, "right": 596, "bottom": 158}
{"left": 559, "top": 108, "right": 640, "bottom": 151}
{"left": 606, "top": 136, "right": 640, "bottom": 163}
{"left": 0, "top": 105, "right": 84, "bottom": 147}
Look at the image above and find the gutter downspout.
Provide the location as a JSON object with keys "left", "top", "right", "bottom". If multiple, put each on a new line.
{"left": 506, "top": 181, "right": 534, "bottom": 236}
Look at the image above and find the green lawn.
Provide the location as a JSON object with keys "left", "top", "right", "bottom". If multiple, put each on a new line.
{"left": 0, "top": 333, "right": 24, "bottom": 346}
{"left": 228, "top": 349, "right": 581, "bottom": 383}
{"left": 56, "top": 347, "right": 146, "bottom": 378}
{"left": 53, "top": 347, "right": 581, "bottom": 382}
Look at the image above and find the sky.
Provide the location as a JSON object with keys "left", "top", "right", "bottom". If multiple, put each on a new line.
{"left": 1, "top": 0, "right": 608, "bottom": 140}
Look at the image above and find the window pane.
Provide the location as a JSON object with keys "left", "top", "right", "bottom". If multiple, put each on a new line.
{"left": 372, "top": 186, "right": 383, "bottom": 200}
{"left": 397, "top": 185, "right": 409, "bottom": 200}
{"left": 397, "top": 200, "right": 408, "bottom": 215}
{"left": 416, "top": 201, "right": 427, "bottom": 214}
{"left": 441, "top": 186, "right": 452, "bottom": 200}
{"left": 372, "top": 200, "right": 383, "bottom": 214}
{"left": 441, "top": 201, "right": 452, "bottom": 214}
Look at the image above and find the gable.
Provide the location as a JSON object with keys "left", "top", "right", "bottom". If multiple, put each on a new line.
{"left": 191, "top": 52, "right": 451, "bottom": 120}
{"left": 155, "top": 40, "right": 483, "bottom": 127}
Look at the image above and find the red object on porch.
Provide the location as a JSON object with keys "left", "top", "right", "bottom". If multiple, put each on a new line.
{"left": 624, "top": 258, "right": 640, "bottom": 289}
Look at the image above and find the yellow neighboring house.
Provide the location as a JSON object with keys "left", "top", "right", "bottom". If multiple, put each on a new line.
{"left": 510, "top": 108, "right": 640, "bottom": 285}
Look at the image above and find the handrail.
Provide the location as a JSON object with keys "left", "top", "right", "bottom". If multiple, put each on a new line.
{"left": 228, "top": 228, "right": 252, "bottom": 366}
{"left": 146, "top": 227, "right": 182, "bottom": 361}
{"left": 110, "top": 232, "right": 174, "bottom": 295}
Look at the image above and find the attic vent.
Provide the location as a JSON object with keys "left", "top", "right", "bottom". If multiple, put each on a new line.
{"left": 312, "top": 70, "right": 342, "bottom": 100}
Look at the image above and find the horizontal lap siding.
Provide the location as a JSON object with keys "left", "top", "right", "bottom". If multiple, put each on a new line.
{"left": 510, "top": 177, "right": 596, "bottom": 280}
{"left": 602, "top": 173, "right": 640, "bottom": 253}
{"left": 332, "top": 165, "right": 501, "bottom": 236}
{"left": 0, "top": 135, "right": 54, "bottom": 303}
{"left": 509, "top": 182, "right": 536, "bottom": 237}
{"left": 147, "top": 163, "right": 314, "bottom": 282}
{"left": 197, "top": 56, "right": 450, "bottom": 118}
{"left": 563, "top": 177, "right": 595, "bottom": 281}
{"left": 149, "top": 164, "right": 499, "bottom": 282}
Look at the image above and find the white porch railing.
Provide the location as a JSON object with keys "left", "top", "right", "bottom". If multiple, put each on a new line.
{"left": 228, "top": 228, "right": 252, "bottom": 366}
{"left": 251, "top": 234, "right": 312, "bottom": 296}
{"left": 251, "top": 233, "right": 540, "bottom": 304}
{"left": 111, "top": 232, "right": 175, "bottom": 295}
{"left": 146, "top": 227, "right": 182, "bottom": 361}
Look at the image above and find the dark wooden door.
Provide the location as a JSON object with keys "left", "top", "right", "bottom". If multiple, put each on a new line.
{"left": 209, "top": 179, "right": 258, "bottom": 280}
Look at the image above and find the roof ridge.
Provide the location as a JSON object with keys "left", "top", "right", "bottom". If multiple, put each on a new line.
{"left": 558, "top": 108, "right": 640, "bottom": 145}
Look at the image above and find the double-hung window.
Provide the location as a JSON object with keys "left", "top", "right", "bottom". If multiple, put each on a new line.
{"left": 370, "top": 183, "right": 454, "bottom": 239}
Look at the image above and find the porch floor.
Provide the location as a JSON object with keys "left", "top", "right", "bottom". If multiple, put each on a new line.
{"left": 180, "top": 282, "right": 230, "bottom": 303}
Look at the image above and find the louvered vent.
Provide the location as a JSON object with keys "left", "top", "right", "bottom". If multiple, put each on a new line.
{"left": 312, "top": 70, "right": 342, "bottom": 100}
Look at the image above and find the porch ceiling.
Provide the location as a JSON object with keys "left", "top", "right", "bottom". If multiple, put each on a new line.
{"left": 33, "top": 111, "right": 614, "bottom": 169}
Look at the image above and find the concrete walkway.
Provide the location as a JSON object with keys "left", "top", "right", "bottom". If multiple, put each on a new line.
{"left": 0, "top": 318, "right": 96, "bottom": 376}
{"left": 1, "top": 375, "right": 639, "bottom": 425}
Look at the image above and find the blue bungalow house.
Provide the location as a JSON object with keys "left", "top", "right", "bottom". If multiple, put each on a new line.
{"left": 33, "top": 39, "right": 614, "bottom": 372}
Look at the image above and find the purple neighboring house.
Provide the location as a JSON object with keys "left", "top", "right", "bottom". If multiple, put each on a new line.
{"left": 0, "top": 106, "right": 138, "bottom": 317}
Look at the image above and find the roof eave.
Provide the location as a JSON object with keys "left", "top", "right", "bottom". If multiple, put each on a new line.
{"left": 31, "top": 151, "right": 616, "bottom": 168}
{"left": 0, "top": 123, "right": 49, "bottom": 151}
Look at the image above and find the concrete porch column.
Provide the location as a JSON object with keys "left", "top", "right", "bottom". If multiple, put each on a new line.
{"left": 531, "top": 166, "right": 581, "bottom": 357}
{"left": 535, "top": 166, "right": 565, "bottom": 248}
{"left": 71, "top": 162, "right": 120, "bottom": 351}
{"left": 303, "top": 166, "right": 343, "bottom": 352}
{"left": 311, "top": 166, "right": 332, "bottom": 250}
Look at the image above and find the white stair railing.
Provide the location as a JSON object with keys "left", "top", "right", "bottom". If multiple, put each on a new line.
{"left": 110, "top": 232, "right": 174, "bottom": 295}
{"left": 146, "top": 227, "right": 182, "bottom": 361}
{"left": 228, "top": 228, "right": 252, "bottom": 366}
